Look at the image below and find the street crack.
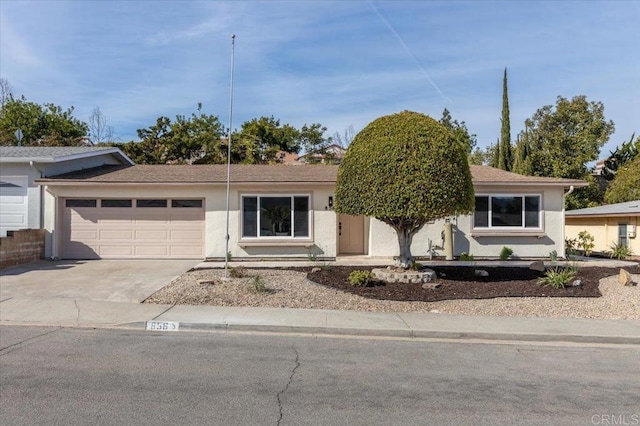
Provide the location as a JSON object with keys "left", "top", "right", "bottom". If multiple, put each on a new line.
{"left": 0, "top": 328, "right": 60, "bottom": 356}
{"left": 276, "top": 348, "right": 300, "bottom": 426}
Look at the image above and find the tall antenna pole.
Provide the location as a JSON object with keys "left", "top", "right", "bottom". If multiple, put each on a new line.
{"left": 224, "top": 34, "right": 235, "bottom": 278}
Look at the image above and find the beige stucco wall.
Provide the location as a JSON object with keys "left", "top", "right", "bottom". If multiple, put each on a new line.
{"left": 368, "top": 184, "right": 567, "bottom": 259}
{"left": 44, "top": 183, "right": 336, "bottom": 259}
{"left": 566, "top": 215, "right": 639, "bottom": 255}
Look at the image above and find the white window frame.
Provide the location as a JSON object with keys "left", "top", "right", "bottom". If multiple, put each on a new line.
{"left": 240, "top": 194, "right": 312, "bottom": 240}
{"left": 473, "top": 194, "right": 543, "bottom": 231}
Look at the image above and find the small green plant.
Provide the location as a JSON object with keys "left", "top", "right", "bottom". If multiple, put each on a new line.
{"left": 538, "top": 265, "right": 578, "bottom": 288}
{"left": 348, "top": 270, "right": 376, "bottom": 287}
{"left": 247, "top": 274, "right": 270, "bottom": 294}
{"left": 499, "top": 246, "right": 513, "bottom": 261}
{"left": 565, "top": 237, "right": 578, "bottom": 257}
{"left": 609, "top": 242, "right": 633, "bottom": 260}
{"left": 459, "top": 252, "right": 474, "bottom": 261}
{"left": 410, "top": 262, "right": 423, "bottom": 271}
{"left": 226, "top": 251, "right": 233, "bottom": 261}
{"left": 577, "top": 230, "right": 595, "bottom": 256}
{"left": 549, "top": 250, "right": 558, "bottom": 262}
{"left": 229, "top": 266, "right": 247, "bottom": 278}
{"left": 306, "top": 249, "right": 318, "bottom": 262}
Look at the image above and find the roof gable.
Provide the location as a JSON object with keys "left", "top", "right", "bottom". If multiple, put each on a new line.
{"left": 0, "top": 146, "right": 133, "bottom": 165}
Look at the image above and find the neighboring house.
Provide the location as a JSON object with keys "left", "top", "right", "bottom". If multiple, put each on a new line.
{"left": 36, "top": 164, "right": 585, "bottom": 260}
{"left": 296, "top": 144, "right": 346, "bottom": 164}
{"left": 0, "top": 146, "right": 133, "bottom": 238}
{"left": 565, "top": 201, "right": 640, "bottom": 256}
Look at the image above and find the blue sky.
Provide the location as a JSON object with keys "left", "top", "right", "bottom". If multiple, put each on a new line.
{"left": 1, "top": 1, "right": 638, "bottom": 157}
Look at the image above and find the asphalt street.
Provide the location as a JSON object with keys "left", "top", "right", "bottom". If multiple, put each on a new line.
{"left": 1, "top": 326, "right": 638, "bottom": 426}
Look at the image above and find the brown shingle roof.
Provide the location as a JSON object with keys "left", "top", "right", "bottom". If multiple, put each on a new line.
{"left": 469, "top": 165, "right": 588, "bottom": 186}
{"left": 37, "top": 164, "right": 586, "bottom": 187}
{"left": 37, "top": 164, "right": 339, "bottom": 184}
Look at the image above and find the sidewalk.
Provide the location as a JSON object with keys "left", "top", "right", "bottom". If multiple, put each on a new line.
{"left": 1, "top": 296, "right": 639, "bottom": 345}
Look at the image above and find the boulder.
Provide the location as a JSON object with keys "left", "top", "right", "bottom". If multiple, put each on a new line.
{"left": 619, "top": 269, "right": 633, "bottom": 286}
{"left": 422, "top": 282, "right": 441, "bottom": 290}
{"left": 529, "top": 261, "right": 546, "bottom": 272}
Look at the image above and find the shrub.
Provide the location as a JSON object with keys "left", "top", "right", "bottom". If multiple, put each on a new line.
{"left": 577, "top": 231, "right": 595, "bottom": 256}
{"left": 459, "top": 252, "right": 474, "bottom": 261}
{"left": 538, "top": 266, "right": 578, "bottom": 288}
{"left": 247, "top": 274, "right": 270, "bottom": 294}
{"left": 565, "top": 238, "right": 578, "bottom": 257}
{"left": 499, "top": 246, "right": 513, "bottom": 261}
{"left": 348, "top": 270, "right": 376, "bottom": 287}
{"left": 229, "top": 266, "right": 247, "bottom": 278}
{"left": 609, "top": 242, "right": 633, "bottom": 260}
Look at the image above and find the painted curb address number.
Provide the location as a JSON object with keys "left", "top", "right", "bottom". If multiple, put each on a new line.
{"left": 146, "top": 321, "right": 180, "bottom": 331}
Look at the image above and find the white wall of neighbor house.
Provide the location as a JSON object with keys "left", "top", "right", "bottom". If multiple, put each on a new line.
{"left": 1, "top": 164, "right": 41, "bottom": 231}
{"left": 368, "top": 185, "right": 567, "bottom": 259}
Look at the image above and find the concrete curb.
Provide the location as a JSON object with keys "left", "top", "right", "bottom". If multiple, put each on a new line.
{"left": 111, "top": 320, "right": 640, "bottom": 345}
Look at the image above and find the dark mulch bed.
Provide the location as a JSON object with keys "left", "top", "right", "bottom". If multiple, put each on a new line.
{"left": 291, "top": 265, "right": 640, "bottom": 303}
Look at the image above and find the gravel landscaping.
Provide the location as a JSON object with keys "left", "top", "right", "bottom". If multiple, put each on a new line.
{"left": 144, "top": 265, "right": 640, "bottom": 320}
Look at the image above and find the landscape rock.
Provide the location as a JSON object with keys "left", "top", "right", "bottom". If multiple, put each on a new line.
{"left": 474, "top": 269, "right": 489, "bottom": 277}
{"left": 196, "top": 279, "right": 215, "bottom": 285}
{"left": 529, "top": 261, "right": 546, "bottom": 272}
{"left": 422, "top": 282, "right": 442, "bottom": 290}
{"left": 311, "top": 267, "right": 321, "bottom": 273}
{"left": 572, "top": 279, "right": 582, "bottom": 287}
{"left": 619, "top": 269, "right": 633, "bottom": 286}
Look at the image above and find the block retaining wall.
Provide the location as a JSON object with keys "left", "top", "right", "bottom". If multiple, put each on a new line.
{"left": 0, "top": 229, "right": 45, "bottom": 269}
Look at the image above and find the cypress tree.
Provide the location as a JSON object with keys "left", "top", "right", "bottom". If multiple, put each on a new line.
{"left": 498, "top": 68, "right": 513, "bottom": 170}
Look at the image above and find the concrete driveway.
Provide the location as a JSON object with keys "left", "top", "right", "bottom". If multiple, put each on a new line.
{"left": 0, "top": 260, "right": 200, "bottom": 303}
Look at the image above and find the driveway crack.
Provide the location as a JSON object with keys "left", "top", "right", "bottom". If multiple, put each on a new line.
{"left": 276, "top": 348, "right": 300, "bottom": 426}
{"left": 74, "top": 300, "right": 81, "bottom": 324}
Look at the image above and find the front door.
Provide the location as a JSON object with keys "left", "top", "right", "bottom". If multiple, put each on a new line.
{"left": 338, "top": 214, "right": 365, "bottom": 254}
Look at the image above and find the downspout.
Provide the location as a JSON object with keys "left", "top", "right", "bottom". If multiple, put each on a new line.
{"left": 562, "top": 185, "right": 575, "bottom": 259}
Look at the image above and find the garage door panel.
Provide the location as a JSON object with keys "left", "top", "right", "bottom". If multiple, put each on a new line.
{"left": 99, "top": 245, "right": 134, "bottom": 256}
{"left": 134, "top": 229, "right": 169, "bottom": 240}
{"left": 134, "top": 245, "right": 169, "bottom": 256}
{"left": 70, "top": 230, "right": 99, "bottom": 240}
{"left": 62, "top": 199, "right": 204, "bottom": 259}
{"left": 170, "top": 229, "right": 203, "bottom": 241}
{"left": 99, "top": 229, "right": 133, "bottom": 240}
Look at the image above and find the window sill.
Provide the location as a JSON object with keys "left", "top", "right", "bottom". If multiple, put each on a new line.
{"left": 238, "top": 240, "right": 315, "bottom": 248}
{"left": 471, "top": 230, "right": 546, "bottom": 238}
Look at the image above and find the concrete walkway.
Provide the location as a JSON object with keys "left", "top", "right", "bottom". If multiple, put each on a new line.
{"left": 1, "top": 258, "right": 638, "bottom": 344}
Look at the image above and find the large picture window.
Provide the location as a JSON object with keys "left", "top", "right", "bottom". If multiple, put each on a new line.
{"left": 474, "top": 195, "right": 541, "bottom": 229}
{"left": 242, "top": 195, "right": 310, "bottom": 238}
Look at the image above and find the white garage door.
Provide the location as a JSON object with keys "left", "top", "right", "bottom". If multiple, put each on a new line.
{"left": 62, "top": 198, "right": 205, "bottom": 259}
{"left": 0, "top": 176, "right": 28, "bottom": 237}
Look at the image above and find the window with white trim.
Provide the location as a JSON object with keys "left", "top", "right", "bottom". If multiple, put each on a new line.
{"left": 242, "top": 195, "right": 310, "bottom": 238}
{"left": 474, "top": 195, "right": 541, "bottom": 229}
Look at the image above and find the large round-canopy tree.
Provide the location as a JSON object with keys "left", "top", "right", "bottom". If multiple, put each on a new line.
{"left": 335, "top": 111, "right": 474, "bottom": 268}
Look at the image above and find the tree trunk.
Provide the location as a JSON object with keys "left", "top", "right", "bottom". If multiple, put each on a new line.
{"left": 395, "top": 227, "right": 415, "bottom": 269}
